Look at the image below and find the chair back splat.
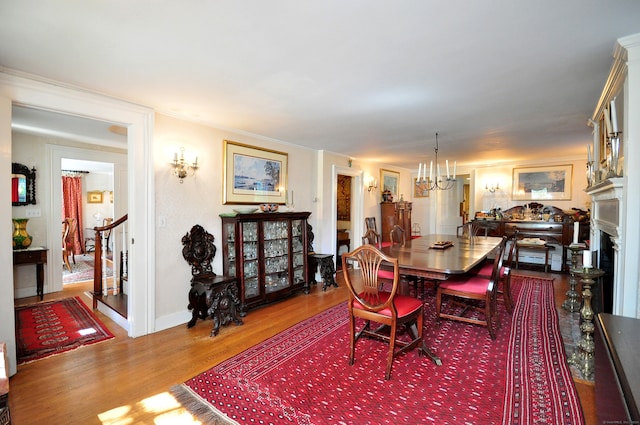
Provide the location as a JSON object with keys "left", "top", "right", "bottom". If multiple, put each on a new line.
{"left": 341, "top": 244, "right": 424, "bottom": 379}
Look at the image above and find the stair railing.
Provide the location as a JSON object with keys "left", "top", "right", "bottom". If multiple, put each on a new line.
{"left": 92, "top": 214, "right": 128, "bottom": 308}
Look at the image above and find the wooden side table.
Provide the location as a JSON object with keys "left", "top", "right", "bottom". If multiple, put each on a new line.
{"left": 13, "top": 247, "right": 48, "bottom": 300}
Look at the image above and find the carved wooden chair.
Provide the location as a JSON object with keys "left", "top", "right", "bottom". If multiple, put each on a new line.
{"left": 182, "top": 224, "right": 243, "bottom": 336}
{"left": 436, "top": 237, "right": 507, "bottom": 339}
{"left": 341, "top": 244, "right": 424, "bottom": 379}
{"left": 62, "top": 217, "right": 76, "bottom": 272}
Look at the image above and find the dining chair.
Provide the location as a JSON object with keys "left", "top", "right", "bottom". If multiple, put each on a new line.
{"left": 62, "top": 217, "right": 76, "bottom": 272}
{"left": 364, "top": 217, "right": 377, "bottom": 233}
{"left": 477, "top": 235, "right": 517, "bottom": 313}
{"left": 435, "top": 236, "right": 507, "bottom": 339}
{"left": 361, "top": 228, "right": 382, "bottom": 249}
{"left": 341, "top": 244, "right": 424, "bottom": 380}
{"left": 389, "top": 224, "right": 406, "bottom": 246}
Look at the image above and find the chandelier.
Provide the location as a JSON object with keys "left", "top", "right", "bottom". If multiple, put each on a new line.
{"left": 415, "top": 132, "right": 456, "bottom": 191}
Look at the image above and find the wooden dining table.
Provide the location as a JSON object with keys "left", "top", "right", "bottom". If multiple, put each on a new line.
{"left": 381, "top": 234, "right": 503, "bottom": 281}
{"left": 380, "top": 233, "right": 503, "bottom": 366}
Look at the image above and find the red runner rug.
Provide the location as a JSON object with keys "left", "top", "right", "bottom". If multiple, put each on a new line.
{"left": 172, "top": 276, "right": 584, "bottom": 424}
{"left": 15, "top": 296, "right": 114, "bottom": 364}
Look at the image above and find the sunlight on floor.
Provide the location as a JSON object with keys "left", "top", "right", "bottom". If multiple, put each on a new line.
{"left": 98, "top": 392, "right": 202, "bottom": 425}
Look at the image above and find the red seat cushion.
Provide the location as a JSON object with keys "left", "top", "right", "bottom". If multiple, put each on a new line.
{"left": 353, "top": 291, "right": 422, "bottom": 317}
{"left": 440, "top": 275, "right": 491, "bottom": 295}
{"left": 377, "top": 269, "right": 395, "bottom": 280}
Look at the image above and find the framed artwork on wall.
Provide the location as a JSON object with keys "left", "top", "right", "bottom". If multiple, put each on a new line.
{"left": 512, "top": 164, "right": 573, "bottom": 201}
{"left": 380, "top": 169, "right": 399, "bottom": 201}
{"left": 413, "top": 178, "right": 430, "bottom": 198}
{"left": 87, "top": 191, "right": 103, "bottom": 204}
{"left": 223, "top": 140, "right": 288, "bottom": 205}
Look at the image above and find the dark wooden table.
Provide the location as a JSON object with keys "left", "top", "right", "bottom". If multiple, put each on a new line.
{"left": 380, "top": 234, "right": 503, "bottom": 281}
{"left": 380, "top": 234, "right": 502, "bottom": 366}
{"left": 13, "top": 247, "right": 48, "bottom": 301}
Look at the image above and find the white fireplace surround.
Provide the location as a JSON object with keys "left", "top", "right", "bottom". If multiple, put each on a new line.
{"left": 586, "top": 178, "right": 625, "bottom": 314}
{"left": 586, "top": 32, "right": 640, "bottom": 318}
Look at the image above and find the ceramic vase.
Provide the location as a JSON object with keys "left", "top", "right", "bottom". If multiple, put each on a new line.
{"left": 12, "top": 218, "right": 32, "bottom": 249}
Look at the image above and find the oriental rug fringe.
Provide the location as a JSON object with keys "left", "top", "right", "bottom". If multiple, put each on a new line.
{"left": 171, "top": 276, "right": 584, "bottom": 425}
{"left": 15, "top": 296, "right": 114, "bottom": 364}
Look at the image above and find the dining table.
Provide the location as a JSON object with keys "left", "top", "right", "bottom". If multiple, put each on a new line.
{"left": 380, "top": 233, "right": 504, "bottom": 366}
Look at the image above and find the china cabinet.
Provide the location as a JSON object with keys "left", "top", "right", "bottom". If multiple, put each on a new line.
{"left": 380, "top": 200, "right": 412, "bottom": 243}
{"left": 220, "top": 211, "right": 311, "bottom": 311}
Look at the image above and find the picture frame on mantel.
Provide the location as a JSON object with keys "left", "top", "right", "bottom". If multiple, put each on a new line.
{"left": 223, "top": 140, "right": 288, "bottom": 205}
{"left": 512, "top": 164, "right": 573, "bottom": 201}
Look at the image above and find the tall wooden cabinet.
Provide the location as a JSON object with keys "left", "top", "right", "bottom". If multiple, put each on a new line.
{"left": 380, "top": 201, "right": 412, "bottom": 242}
{"left": 220, "top": 211, "right": 311, "bottom": 311}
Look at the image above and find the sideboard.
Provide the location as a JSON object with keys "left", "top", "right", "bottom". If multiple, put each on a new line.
{"left": 472, "top": 219, "right": 589, "bottom": 271}
{"left": 220, "top": 211, "right": 311, "bottom": 311}
{"left": 595, "top": 313, "right": 640, "bottom": 423}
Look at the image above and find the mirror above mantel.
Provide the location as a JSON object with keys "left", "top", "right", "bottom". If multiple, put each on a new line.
{"left": 11, "top": 162, "right": 37, "bottom": 206}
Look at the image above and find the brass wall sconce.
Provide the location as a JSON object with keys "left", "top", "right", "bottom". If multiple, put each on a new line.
{"left": 367, "top": 177, "right": 378, "bottom": 192}
{"left": 172, "top": 147, "right": 198, "bottom": 183}
{"left": 485, "top": 183, "right": 500, "bottom": 193}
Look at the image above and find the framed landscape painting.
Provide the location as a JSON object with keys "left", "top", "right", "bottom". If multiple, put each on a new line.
{"left": 223, "top": 140, "right": 288, "bottom": 204}
{"left": 512, "top": 164, "right": 572, "bottom": 201}
{"left": 380, "top": 169, "right": 400, "bottom": 201}
{"left": 413, "top": 177, "right": 430, "bottom": 198}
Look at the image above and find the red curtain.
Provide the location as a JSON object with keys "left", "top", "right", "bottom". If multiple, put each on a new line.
{"left": 61, "top": 176, "right": 85, "bottom": 254}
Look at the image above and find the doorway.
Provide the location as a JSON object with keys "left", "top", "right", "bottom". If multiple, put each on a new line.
{"left": 336, "top": 174, "right": 353, "bottom": 270}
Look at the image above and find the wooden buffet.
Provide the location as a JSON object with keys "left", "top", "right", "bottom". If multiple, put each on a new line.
{"left": 220, "top": 211, "right": 311, "bottom": 311}
{"left": 472, "top": 219, "right": 589, "bottom": 271}
{"left": 380, "top": 200, "right": 412, "bottom": 243}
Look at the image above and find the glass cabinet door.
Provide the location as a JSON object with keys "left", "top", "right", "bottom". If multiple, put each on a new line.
{"left": 242, "top": 221, "right": 259, "bottom": 298}
{"left": 292, "top": 219, "right": 305, "bottom": 285}
{"left": 263, "top": 219, "right": 290, "bottom": 294}
{"left": 224, "top": 222, "right": 236, "bottom": 277}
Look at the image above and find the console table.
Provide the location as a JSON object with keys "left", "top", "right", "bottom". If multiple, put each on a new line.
{"left": 13, "top": 247, "right": 48, "bottom": 300}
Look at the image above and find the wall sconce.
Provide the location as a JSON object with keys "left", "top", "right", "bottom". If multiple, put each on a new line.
{"left": 172, "top": 147, "right": 198, "bottom": 183}
{"left": 485, "top": 182, "right": 500, "bottom": 193}
{"left": 367, "top": 177, "right": 378, "bottom": 192}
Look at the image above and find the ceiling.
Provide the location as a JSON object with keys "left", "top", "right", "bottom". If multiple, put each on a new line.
{"left": 2, "top": 1, "right": 640, "bottom": 169}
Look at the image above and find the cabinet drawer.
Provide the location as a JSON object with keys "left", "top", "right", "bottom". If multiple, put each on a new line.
{"left": 505, "top": 222, "right": 563, "bottom": 241}
{"left": 13, "top": 249, "right": 47, "bottom": 264}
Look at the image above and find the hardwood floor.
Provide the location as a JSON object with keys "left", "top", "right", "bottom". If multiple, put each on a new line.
{"left": 10, "top": 271, "right": 596, "bottom": 424}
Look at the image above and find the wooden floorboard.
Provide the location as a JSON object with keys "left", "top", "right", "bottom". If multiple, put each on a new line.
{"left": 10, "top": 271, "right": 596, "bottom": 424}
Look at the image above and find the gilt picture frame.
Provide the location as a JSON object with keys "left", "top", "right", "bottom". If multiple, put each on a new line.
{"left": 223, "top": 140, "right": 288, "bottom": 205}
{"left": 380, "top": 169, "right": 400, "bottom": 201}
{"left": 413, "top": 178, "right": 430, "bottom": 198}
{"left": 512, "top": 164, "right": 572, "bottom": 201}
{"left": 87, "top": 191, "right": 103, "bottom": 204}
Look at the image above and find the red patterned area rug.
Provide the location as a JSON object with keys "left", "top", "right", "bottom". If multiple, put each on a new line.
{"left": 15, "top": 296, "right": 114, "bottom": 364}
{"left": 171, "top": 276, "right": 583, "bottom": 425}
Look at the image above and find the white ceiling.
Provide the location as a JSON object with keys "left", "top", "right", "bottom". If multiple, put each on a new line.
{"left": 2, "top": 1, "right": 640, "bottom": 169}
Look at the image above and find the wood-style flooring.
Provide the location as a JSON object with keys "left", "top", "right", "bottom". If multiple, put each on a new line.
{"left": 10, "top": 270, "right": 596, "bottom": 425}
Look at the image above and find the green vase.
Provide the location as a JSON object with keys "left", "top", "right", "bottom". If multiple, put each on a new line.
{"left": 12, "top": 218, "right": 32, "bottom": 250}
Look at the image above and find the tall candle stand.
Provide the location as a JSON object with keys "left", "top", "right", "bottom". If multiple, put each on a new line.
{"left": 567, "top": 267, "right": 604, "bottom": 380}
{"left": 562, "top": 244, "right": 586, "bottom": 312}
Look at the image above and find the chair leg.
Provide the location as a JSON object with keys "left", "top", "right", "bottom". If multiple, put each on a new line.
{"left": 386, "top": 322, "right": 398, "bottom": 380}
{"left": 502, "top": 277, "right": 513, "bottom": 313}
{"left": 348, "top": 313, "right": 356, "bottom": 366}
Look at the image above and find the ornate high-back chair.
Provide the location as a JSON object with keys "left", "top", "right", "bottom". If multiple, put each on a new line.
{"left": 182, "top": 224, "right": 243, "bottom": 336}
